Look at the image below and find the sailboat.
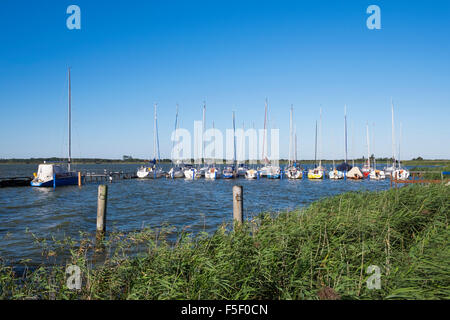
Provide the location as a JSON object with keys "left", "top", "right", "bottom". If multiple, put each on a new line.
{"left": 330, "top": 105, "right": 351, "bottom": 179}
{"left": 236, "top": 122, "right": 248, "bottom": 177}
{"left": 205, "top": 121, "right": 221, "bottom": 180}
{"left": 258, "top": 99, "right": 280, "bottom": 178}
{"left": 384, "top": 99, "right": 397, "bottom": 176}
{"left": 137, "top": 104, "right": 164, "bottom": 179}
{"left": 392, "top": 122, "right": 410, "bottom": 180}
{"left": 361, "top": 122, "right": 371, "bottom": 178}
{"left": 31, "top": 68, "right": 79, "bottom": 187}
{"left": 168, "top": 104, "right": 185, "bottom": 179}
{"left": 285, "top": 105, "right": 302, "bottom": 179}
{"left": 369, "top": 123, "right": 386, "bottom": 180}
{"left": 223, "top": 112, "right": 237, "bottom": 179}
{"left": 308, "top": 109, "right": 324, "bottom": 179}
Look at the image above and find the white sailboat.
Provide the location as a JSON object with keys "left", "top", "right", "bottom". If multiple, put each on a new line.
{"left": 393, "top": 122, "right": 410, "bottom": 180}
{"left": 308, "top": 109, "right": 324, "bottom": 179}
{"left": 205, "top": 120, "right": 221, "bottom": 180}
{"left": 384, "top": 99, "right": 397, "bottom": 176}
{"left": 31, "top": 68, "right": 79, "bottom": 187}
{"left": 168, "top": 104, "right": 185, "bottom": 179}
{"left": 331, "top": 105, "right": 352, "bottom": 179}
{"left": 236, "top": 121, "right": 248, "bottom": 177}
{"left": 369, "top": 123, "right": 386, "bottom": 180}
{"left": 223, "top": 112, "right": 237, "bottom": 179}
{"left": 361, "top": 122, "right": 371, "bottom": 178}
{"left": 258, "top": 99, "right": 280, "bottom": 178}
{"left": 137, "top": 104, "right": 164, "bottom": 179}
{"left": 285, "top": 105, "right": 302, "bottom": 179}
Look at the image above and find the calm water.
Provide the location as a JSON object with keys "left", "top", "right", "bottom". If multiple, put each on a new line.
{"left": 0, "top": 163, "right": 394, "bottom": 264}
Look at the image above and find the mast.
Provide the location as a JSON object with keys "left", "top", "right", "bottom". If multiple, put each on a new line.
{"left": 294, "top": 125, "right": 298, "bottom": 164}
{"left": 391, "top": 98, "right": 396, "bottom": 169}
{"left": 202, "top": 102, "right": 206, "bottom": 165}
{"left": 314, "top": 120, "right": 318, "bottom": 168}
{"left": 241, "top": 121, "right": 245, "bottom": 165}
{"left": 212, "top": 120, "right": 215, "bottom": 165}
{"left": 262, "top": 98, "right": 268, "bottom": 163}
{"left": 344, "top": 105, "right": 348, "bottom": 164}
{"left": 153, "top": 103, "right": 160, "bottom": 163}
{"left": 319, "top": 107, "right": 322, "bottom": 168}
{"left": 289, "top": 105, "right": 293, "bottom": 167}
{"left": 171, "top": 104, "right": 179, "bottom": 164}
{"left": 398, "top": 122, "right": 402, "bottom": 168}
{"left": 366, "top": 122, "right": 370, "bottom": 168}
{"left": 68, "top": 67, "right": 71, "bottom": 172}
{"left": 233, "top": 112, "right": 236, "bottom": 167}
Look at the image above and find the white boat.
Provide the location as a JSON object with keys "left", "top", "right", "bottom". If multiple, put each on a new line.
{"left": 384, "top": 99, "right": 397, "bottom": 176}
{"left": 393, "top": 122, "right": 410, "bottom": 180}
{"left": 223, "top": 112, "right": 237, "bottom": 179}
{"left": 236, "top": 122, "right": 248, "bottom": 177}
{"left": 308, "top": 112, "right": 325, "bottom": 180}
{"left": 347, "top": 166, "right": 363, "bottom": 180}
{"left": 168, "top": 166, "right": 184, "bottom": 179}
{"left": 368, "top": 122, "right": 386, "bottom": 180}
{"left": 328, "top": 168, "right": 344, "bottom": 180}
{"left": 369, "top": 169, "right": 386, "bottom": 180}
{"left": 205, "top": 167, "right": 221, "bottom": 179}
{"left": 137, "top": 103, "right": 164, "bottom": 179}
{"left": 286, "top": 166, "right": 302, "bottom": 179}
{"left": 183, "top": 165, "right": 201, "bottom": 180}
{"left": 329, "top": 160, "right": 344, "bottom": 179}
{"left": 285, "top": 105, "right": 303, "bottom": 179}
{"left": 32, "top": 68, "right": 79, "bottom": 187}
{"left": 245, "top": 168, "right": 258, "bottom": 179}
{"left": 137, "top": 165, "right": 164, "bottom": 179}
{"left": 237, "top": 164, "right": 248, "bottom": 177}
{"left": 330, "top": 106, "right": 351, "bottom": 180}
{"left": 393, "top": 168, "right": 410, "bottom": 180}
{"left": 361, "top": 122, "right": 372, "bottom": 178}
{"left": 168, "top": 106, "right": 185, "bottom": 179}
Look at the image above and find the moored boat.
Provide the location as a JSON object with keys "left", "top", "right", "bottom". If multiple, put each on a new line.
{"left": 31, "top": 68, "right": 79, "bottom": 188}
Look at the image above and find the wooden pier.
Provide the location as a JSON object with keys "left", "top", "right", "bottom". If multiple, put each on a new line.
{"left": 0, "top": 171, "right": 137, "bottom": 188}
{"left": 390, "top": 171, "right": 450, "bottom": 187}
{"left": 0, "top": 176, "right": 32, "bottom": 188}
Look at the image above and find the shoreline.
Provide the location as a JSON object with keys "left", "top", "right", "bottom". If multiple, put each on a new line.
{"left": 1, "top": 184, "right": 448, "bottom": 299}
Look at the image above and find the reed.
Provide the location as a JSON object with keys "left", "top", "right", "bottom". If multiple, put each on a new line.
{"left": 0, "top": 184, "right": 448, "bottom": 300}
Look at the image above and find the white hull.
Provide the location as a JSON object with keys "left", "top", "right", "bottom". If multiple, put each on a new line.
{"left": 205, "top": 168, "right": 221, "bottom": 180}
{"left": 137, "top": 167, "right": 164, "bottom": 179}
{"left": 369, "top": 169, "right": 386, "bottom": 180}
{"left": 285, "top": 167, "right": 302, "bottom": 179}
{"left": 169, "top": 168, "right": 184, "bottom": 178}
{"left": 393, "top": 169, "right": 410, "bottom": 180}
{"left": 245, "top": 169, "right": 258, "bottom": 179}
{"left": 328, "top": 169, "right": 344, "bottom": 180}
{"left": 184, "top": 168, "right": 201, "bottom": 180}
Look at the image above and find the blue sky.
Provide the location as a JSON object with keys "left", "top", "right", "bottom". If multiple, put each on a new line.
{"left": 0, "top": 0, "right": 449, "bottom": 160}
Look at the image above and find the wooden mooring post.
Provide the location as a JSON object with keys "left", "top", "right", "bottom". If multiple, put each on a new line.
{"left": 233, "top": 185, "right": 243, "bottom": 227}
{"left": 96, "top": 185, "right": 108, "bottom": 237}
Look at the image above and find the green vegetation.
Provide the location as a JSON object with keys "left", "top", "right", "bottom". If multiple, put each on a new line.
{"left": 409, "top": 165, "right": 450, "bottom": 180}
{"left": 0, "top": 184, "right": 448, "bottom": 300}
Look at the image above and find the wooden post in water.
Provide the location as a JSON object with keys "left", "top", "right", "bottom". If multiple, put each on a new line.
{"left": 233, "top": 185, "right": 243, "bottom": 227}
{"left": 78, "top": 172, "right": 82, "bottom": 187}
{"left": 96, "top": 185, "right": 108, "bottom": 236}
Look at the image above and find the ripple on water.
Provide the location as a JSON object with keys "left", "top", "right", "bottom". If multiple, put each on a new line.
{"left": 0, "top": 163, "right": 393, "bottom": 263}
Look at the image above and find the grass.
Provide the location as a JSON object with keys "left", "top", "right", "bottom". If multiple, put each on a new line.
{"left": 409, "top": 165, "right": 450, "bottom": 180}
{"left": 0, "top": 184, "right": 448, "bottom": 300}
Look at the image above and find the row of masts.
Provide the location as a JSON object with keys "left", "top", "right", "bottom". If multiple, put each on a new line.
{"left": 65, "top": 68, "right": 403, "bottom": 170}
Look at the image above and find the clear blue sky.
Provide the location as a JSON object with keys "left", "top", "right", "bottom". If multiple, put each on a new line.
{"left": 0, "top": 0, "right": 449, "bottom": 160}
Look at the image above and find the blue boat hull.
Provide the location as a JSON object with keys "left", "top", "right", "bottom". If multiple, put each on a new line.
{"left": 31, "top": 176, "right": 79, "bottom": 187}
